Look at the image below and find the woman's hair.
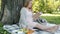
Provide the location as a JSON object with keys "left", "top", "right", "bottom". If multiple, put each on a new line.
{"left": 24, "top": 0, "right": 32, "bottom": 7}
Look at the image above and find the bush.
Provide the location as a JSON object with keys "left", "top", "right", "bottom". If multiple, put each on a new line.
{"left": 0, "top": 22, "right": 10, "bottom": 34}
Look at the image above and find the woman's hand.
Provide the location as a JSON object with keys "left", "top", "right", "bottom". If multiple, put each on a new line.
{"left": 33, "top": 12, "right": 41, "bottom": 20}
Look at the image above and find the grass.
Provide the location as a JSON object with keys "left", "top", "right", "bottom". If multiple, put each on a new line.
{"left": 41, "top": 16, "right": 60, "bottom": 24}
{"left": 0, "top": 22, "right": 10, "bottom": 34}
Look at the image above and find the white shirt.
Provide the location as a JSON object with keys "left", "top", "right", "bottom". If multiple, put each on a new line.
{"left": 19, "top": 7, "right": 38, "bottom": 30}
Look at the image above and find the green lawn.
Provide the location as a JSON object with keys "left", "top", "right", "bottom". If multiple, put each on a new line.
{"left": 0, "top": 16, "right": 60, "bottom": 34}
{"left": 41, "top": 16, "right": 60, "bottom": 24}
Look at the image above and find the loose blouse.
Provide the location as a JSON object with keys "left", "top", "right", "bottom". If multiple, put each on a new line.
{"left": 19, "top": 7, "right": 38, "bottom": 30}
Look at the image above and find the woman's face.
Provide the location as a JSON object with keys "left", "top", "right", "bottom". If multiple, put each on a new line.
{"left": 28, "top": 1, "right": 32, "bottom": 9}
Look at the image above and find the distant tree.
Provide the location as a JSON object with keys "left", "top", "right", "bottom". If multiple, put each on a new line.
{"left": 32, "top": 0, "right": 60, "bottom": 13}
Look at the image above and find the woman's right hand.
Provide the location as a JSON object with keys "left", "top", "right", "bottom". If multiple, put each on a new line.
{"left": 33, "top": 12, "right": 41, "bottom": 20}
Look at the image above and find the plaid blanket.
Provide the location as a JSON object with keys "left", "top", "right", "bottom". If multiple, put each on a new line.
{"left": 3, "top": 24, "right": 20, "bottom": 34}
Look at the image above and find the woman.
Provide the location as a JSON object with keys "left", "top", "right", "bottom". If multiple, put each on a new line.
{"left": 19, "top": 0, "right": 59, "bottom": 34}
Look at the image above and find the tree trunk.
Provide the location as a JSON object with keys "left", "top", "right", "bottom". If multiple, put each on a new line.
{"left": 0, "top": 0, "right": 7, "bottom": 21}
{"left": 1, "top": 0, "right": 24, "bottom": 25}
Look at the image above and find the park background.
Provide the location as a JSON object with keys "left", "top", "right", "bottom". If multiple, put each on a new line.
{"left": 0, "top": 0, "right": 60, "bottom": 34}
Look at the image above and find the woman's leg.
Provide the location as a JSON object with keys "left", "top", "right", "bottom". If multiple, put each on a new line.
{"left": 32, "top": 30, "right": 53, "bottom": 34}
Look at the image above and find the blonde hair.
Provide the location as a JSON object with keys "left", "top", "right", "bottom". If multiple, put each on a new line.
{"left": 24, "top": 0, "right": 32, "bottom": 7}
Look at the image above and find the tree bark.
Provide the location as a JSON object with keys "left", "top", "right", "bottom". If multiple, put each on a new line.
{"left": 1, "top": 0, "right": 24, "bottom": 25}
{"left": 0, "top": 0, "right": 7, "bottom": 21}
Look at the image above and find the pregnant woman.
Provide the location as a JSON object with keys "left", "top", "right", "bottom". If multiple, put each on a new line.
{"left": 19, "top": 0, "right": 59, "bottom": 34}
